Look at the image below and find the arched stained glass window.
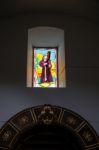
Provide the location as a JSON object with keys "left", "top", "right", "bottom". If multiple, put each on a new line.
{"left": 27, "top": 27, "right": 66, "bottom": 88}
{"left": 33, "top": 47, "right": 58, "bottom": 87}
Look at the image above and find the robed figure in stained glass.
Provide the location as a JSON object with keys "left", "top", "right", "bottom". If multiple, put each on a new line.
{"left": 39, "top": 52, "right": 53, "bottom": 83}
{"left": 33, "top": 48, "right": 58, "bottom": 87}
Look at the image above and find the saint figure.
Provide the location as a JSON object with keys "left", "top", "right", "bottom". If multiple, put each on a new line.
{"left": 39, "top": 52, "right": 53, "bottom": 83}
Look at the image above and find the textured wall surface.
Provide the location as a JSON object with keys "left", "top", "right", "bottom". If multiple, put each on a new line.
{"left": 0, "top": 13, "right": 99, "bottom": 134}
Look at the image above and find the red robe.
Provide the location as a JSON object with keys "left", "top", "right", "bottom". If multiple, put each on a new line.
{"left": 39, "top": 60, "right": 53, "bottom": 83}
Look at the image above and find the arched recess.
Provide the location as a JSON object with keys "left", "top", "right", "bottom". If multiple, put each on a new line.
{"left": 0, "top": 105, "right": 99, "bottom": 150}
{"left": 27, "top": 26, "right": 66, "bottom": 88}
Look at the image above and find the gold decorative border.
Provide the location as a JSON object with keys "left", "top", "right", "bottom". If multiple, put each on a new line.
{"left": 0, "top": 105, "right": 98, "bottom": 150}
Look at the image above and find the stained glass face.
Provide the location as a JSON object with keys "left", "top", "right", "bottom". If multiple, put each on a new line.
{"left": 32, "top": 48, "right": 58, "bottom": 87}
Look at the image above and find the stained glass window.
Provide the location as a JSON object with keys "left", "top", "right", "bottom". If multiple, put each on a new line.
{"left": 32, "top": 48, "right": 58, "bottom": 87}
{"left": 27, "top": 27, "right": 66, "bottom": 88}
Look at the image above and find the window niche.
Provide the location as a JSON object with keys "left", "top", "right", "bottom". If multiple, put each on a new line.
{"left": 27, "top": 27, "right": 66, "bottom": 88}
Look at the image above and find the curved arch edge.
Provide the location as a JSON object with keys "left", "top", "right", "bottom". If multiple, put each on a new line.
{"left": 0, "top": 104, "right": 99, "bottom": 150}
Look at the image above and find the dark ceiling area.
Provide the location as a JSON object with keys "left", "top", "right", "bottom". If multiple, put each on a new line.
{"left": 0, "top": 0, "right": 98, "bottom": 21}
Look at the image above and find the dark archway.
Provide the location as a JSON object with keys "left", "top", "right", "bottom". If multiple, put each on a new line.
{"left": 0, "top": 105, "right": 99, "bottom": 150}
{"left": 13, "top": 124, "right": 85, "bottom": 150}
